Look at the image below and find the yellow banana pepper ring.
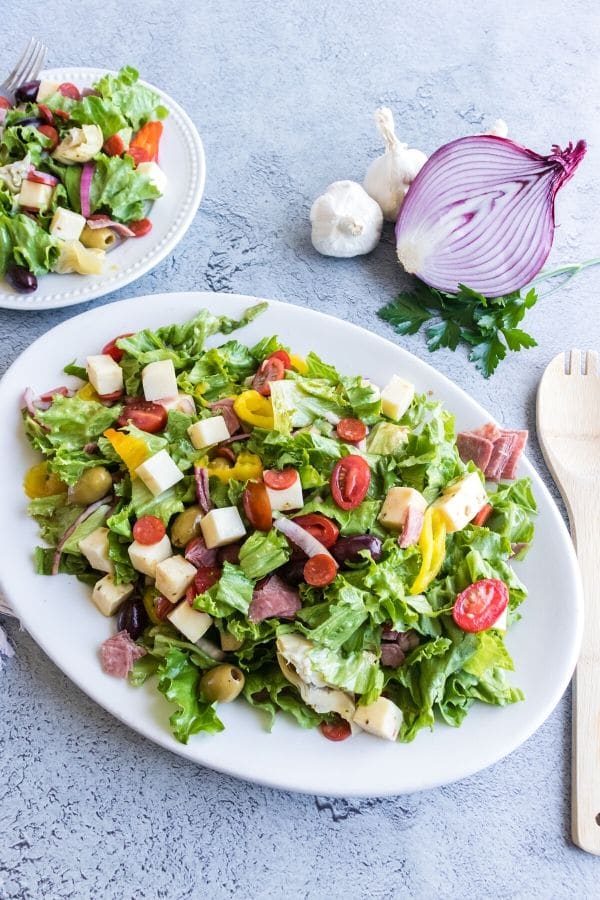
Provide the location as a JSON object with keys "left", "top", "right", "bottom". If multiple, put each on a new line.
{"left": 289, "top": 353, "right": 308, "bottom": 375}
{"left": 207, "top": 451, "right": 263, "bottom": 484}
{"left": 23, "top": 461, "right": 67, "bottom": 498}
{"left": 410, "top": 508, "right": 447, "bottom": 595}
{"left": 76, "top": 382, "right": 99, "bottom": 401}
{"left": 103, "top": 428, "right": 150, "bottom": 475}
{"left": 233, "top": 391, "right": 274, "bottom": 429}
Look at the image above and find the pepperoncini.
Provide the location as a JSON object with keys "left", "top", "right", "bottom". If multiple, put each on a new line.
{"left": 103, "top": 428, "right": 149, "bottom": 475}
{"left": 410, "top": 508, "right": 446, "bottom": 595}
{"left": 289, "top": 353, "right": 308, "bottom": 375}
{"left": 233, "top": 390, "right": 274, "bottom": 429}
{"left": 76, "top": 382, "right": 99, "bottom": 401}
{"left": 207, "top": 451, "right": 263, "bottom": 483}
{"left": 23, "top": 461, "right": 67, "bottom": 498}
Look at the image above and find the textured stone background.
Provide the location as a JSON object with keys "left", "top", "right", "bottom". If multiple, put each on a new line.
{"left": 1, "top": 1, "right": 600, "bottom": 897}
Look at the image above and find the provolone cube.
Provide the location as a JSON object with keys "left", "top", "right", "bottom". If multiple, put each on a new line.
{"left": 135, "top": 450, "right": 184, "bottom": 496}
{"left": 378, "top": 487, "right": 427, "bottom": 532}
{"left": 50, "top": 207, "right": 86, "bottom": 242}
{"left": 167, "top": 602, "right": 212, "bottom": 643}
{"left": 128, "top": 533, "right": 172, "bottom": 577}
{"left": 136, "top": 161, "right": 168, "bottom": 194}
{"left": 92, "top": 575, "right": 134, "bottom": 616}
{"left": 155, "top": 555, "right": 197, "bottom": 604}
{"left": 78, "top": 527, "right": 114, "bottom": 574}
{"left": 187, "top": 415, "right": 230, "bottom": 450}
{"left": 490, "top": 606, "right": 508, "bottom": 632}
{"left": 381, "top": 375, "right": 415, "bottom": 421}
{"left": 200, "top": 506, "right": 246, "bottom": 549}
{"left": 36, "top": 80, "right": 60, "bottom": 101}
{"left": 157, "top": 393, "right": 196, "bottom": 415}
{"left": 86, "top": 354, "right": 124, "bottom": 397}
{"left": 17, "top": 180, "right": 54, "bottom": 211}
{"left": 353, "top": 696, "right": 403, "bottom": 741}
{"left": 266, "top": 472, "right": 303, "bottom": 512}
{"left": 142, "top": 360, "right": 178, "bottom": 402}
{"left": 430, "top": 472, "right": 488, "bottom": 533}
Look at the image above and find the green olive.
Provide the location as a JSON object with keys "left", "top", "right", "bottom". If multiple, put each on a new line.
{"left": 68, "top": 466, "right": 113, "bottom": 505}
{"left": 199, "top": 664, "right": 245, "bottom": 703}
{"left": 220, "top": 630, "right": 244, "bottom": 652}
{"left": 170, "top": 504, "right": 204, "bottom": 547}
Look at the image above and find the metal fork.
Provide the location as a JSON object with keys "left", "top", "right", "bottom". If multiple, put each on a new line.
{"left": 0, "top": 38, "right": 48, "bottom": 99}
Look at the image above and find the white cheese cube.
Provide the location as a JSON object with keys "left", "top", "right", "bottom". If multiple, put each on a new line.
{"left": 353, "top": 696, "right": 403, "bottom": 741}
{"left": 142, "top": 360, "right": 178, "bottom": 402}
{"left": 381, "top": 375, "right": 415, "bottom": 421}
{"left": 378, "top": 486, "right": 427, "bottom": 531}
{"left": 157, "top": 393, "right": 196, "bottom": 416}
{"left": 135, "top": 450, "right": 184, "bottom": 497}
{"left": 128, "top": 533, "right": 172, "bottom": 577}
{"left": 430, "top": 472, "right": 488, "bottom": 534}
{"left": 78, "top": 527, "right": 114, "bottom": 574}
{"left": 17, "top": 180, "right": 54, "bottom": 211}
{"left": 50, "top": 207, "right": 86, "bottom": 242}
{"left": 266, "top": 472, "right": 303, "bottom": 512}
{"left": 155, "top": 555, "right": 197, "bottom": 604}
{"left": 136, "top": 161, "right": 168, "bottom": 194}
{"left": 91, "top": 575, "right": 134, "bottom": 616}
{"left": 86, "top": 354, "right": 124, "bottom": 397}
{"left": 200, "top": 507, "right": 246, "bottom": 549}
{"left": 187, "top": 416, "right": 230, "bottom": 449}
{"left": 490, "top": 606, "right": 508, "bottom": 632}
{"left": 36, "top": 80, "right": 60, "bottom": 101}
{"left": 167, "top": 602, "right": 212, "bottom": 643}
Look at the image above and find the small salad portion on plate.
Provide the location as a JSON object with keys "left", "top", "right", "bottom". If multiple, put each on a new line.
{"left": 21, "top": 302, "right": 537, "bottom": 748}
{"left": 0, "top": 66, "right": 169, "bottom": 294}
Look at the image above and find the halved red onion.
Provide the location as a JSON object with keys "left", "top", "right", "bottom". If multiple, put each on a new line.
{"left": 80, "top": 161, "right": 95, "bottom": 219}
{"left": 274, "top": 516, "right": 337, "bottom": 564}
{"left": 395, "top": 136, "right": 586, "bottom": 297}
{"left": 86, "top": 214, "right": 136, "bottom": 238}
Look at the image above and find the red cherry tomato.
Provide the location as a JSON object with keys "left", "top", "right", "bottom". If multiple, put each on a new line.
{"left": 0, "top": 96, "right": 11, "bottom": 109}
{"left": 186, "top": 565, "right": 222, "bottom": 603}
{"left": 330, "top": 455, "right": 371, "bottom": 511}
{"left": 336, "top": 418, "right": 367, "bottom": 443}
{"left": 472, "top": 503, "right": 493, "bottom": 527}
{"left": 103, "top": 134, "right": 125, "bottom": 156}
{"left": 132, "top": 515, "right": 166, "bottom": 546}
{"left": 243, "top": 480, "right": 272, "bottom": 532}
{"left": 27, "top": 170, "right": 58, "bottom": 186}
{"left": 129, "top": 218, "right": 152, "bottom": 237}
{"left": 320, "top": 719, "right": 352, "bottom": 742}
{"left": 127, "top": 146, "right": 151, "bottom": 167}
{"left": 101, "top": 333, "right": 134, "bottom": 363}
{"left": 263, "top": 468, "right": 297, "bottom": 490}
{"left": 452, "top": 579, "right": 509, "bottom": 633}
{"left": 37, "top": 103, "right": 54, "bottom": 124}
{"left": 303, "top": 554, "right": 337, "bottom": 587}
{"left": 37, "top": 124, "right": 59, "bottom": 150}
{"left": 154, "top": 595, "right": 173, "bottom": 620}
{"left": 130, "top": 121, "right": 163, "bottom": 162}
{"left": 291, "top": 513, "right": 339, "bottom": 548}
{"left": 252, "top": 357, "right": 285, "bottom": 396}
{"left": 268, "top": 350, "right": 291, "bottom": 369}
{"left": 58, "top": 82, "right": 81, "bottom": 100}
{"left": 53, "top": 108, "right": 70, "bottom": 121}
{"left": 117, "top": 399, "right": 167, "bottom": 433}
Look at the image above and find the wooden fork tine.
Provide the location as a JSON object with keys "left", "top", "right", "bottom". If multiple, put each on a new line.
{"left": 585, "top": 351, "right": 598, "bottom": 376}
{"left": 569, "top": 349, "right": 582, "bottom": 375}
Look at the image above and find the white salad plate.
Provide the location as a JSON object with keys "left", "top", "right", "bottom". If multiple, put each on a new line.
{"left": 0, "top": 292, "right": 583, "bottom": 796}
{"left": 0, "top": 68, "right": 205, "bottom": 311}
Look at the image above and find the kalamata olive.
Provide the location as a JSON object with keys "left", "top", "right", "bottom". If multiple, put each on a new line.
{"left": 117, "top": 595, "right": 148, "bottom": 641}
{"left": 5, "top": 265, "right": 37, "bottom": 294}
{"left": 13, "top": 115, "right": 42, "bottom": 127}
{"left": 171, "top": 505, "right": 204, "bottom": 548}
{"left": 278, "top": 559, "right": 307, "bottom": 586}
{"left": 199, "top": 664, "right": 245, "bottom": 703}
{"left": 15, "top": 80, "right": 40, "bottom": 103}
{"left": 332, "top": 535, "right": 382, "bottom": 566}
{"left": 81, "top": 87, "right": 102, "bottom": 98}
{"left": 217, "top": 543, "right": 241, "bottom": 565}
{"left": 68, "top": 466, "right": 113, "bottom": 505}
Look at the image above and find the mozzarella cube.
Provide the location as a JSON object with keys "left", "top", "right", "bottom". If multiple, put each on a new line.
{"left": 157, "top": 393, "right": 196, "bottom": 416}
{"left": 378, "top": 487, "right": 427, "bottom": 531}
{"left": 266, "top": 472, "right": 303, "bottom": 512}
{"left": 490, "top": 606, "right": 508, "bottom": 632}
{"left": 86, "top": 354, "right": 124, "bottom": 397}
{"left": 78, "top": 527, "right": 114, "bottom": 574}
{"left": 142, "top": 360, "right": 178, "bottom": 402}
{"left": 167, "top": 602, "right": 212, "bottom": 643}
{"left": 135, "top": 450, "right": 184, "bottom": 496}
{"left": 155, "top": 555, "right": 197, "bottom": 604}
{"left": 381, "top": 375, "right": 415, "bottom": 421}
{"left": 353, "top": 696, "right": 403, "bottom": 741}
{"left": 200, "top": 506, "right": 246, "bottom": 549}
{"left": 36, "top": 80, "right": 60, "bottom": 101}
{"left": 49, "top": 207, "right": 86, "bottom": 242}
{"left": 91, "top": 575, "right": 134, "bottom": 616}
{"left": 430, "top": 472, "right": 488, "bottom": 533}
{"left": 187, "top": 415, "right": 230, "bottom": 450}
{"left": 136, "top": 161, "right": 168, "bottom": 194}
{"left": 17, "top": 180, "right": 54, "bottom": 211}
{"left": 128, "top": 533, "right": 172, "bottom": 577}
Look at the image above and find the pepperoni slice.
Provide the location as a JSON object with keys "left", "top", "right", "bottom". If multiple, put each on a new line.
{"left": 101, "top": 333, "right": 134, "bottom": 363}
{"left": 117, "top": 399, "right": 167, "bottom": 433}
{"left": 53, "top": 108, "right": 70, "bottom": 121}
{"left": 330, "top": 456, "right": 371, "bottom": 511}
{"left": 268, "top": 350, "right": 291, "bottom": 369}
{"left": 98, "top": 388, "right": 124, "bottom": 402}
{"left": 128, "top": 218, "right": 152, "bottom": 237}
{"left": 303, "top": 554, "right": 337, "bottom": 587}
{"left": 291, "top": 513, "right": 339, "bottom": 548}
{"left": 0, "top": 97, "right": 11, "bottom": 109}
{"left": 452, "top": 579, "right": 509, "bottom": 633}
{"left": 58, "top": 82, "right": 81, "bottom": 100}
{"left": 263, "top": 468, "right": 297, "bottom": 490}
{"left": 37, "top": 103, "right": 54, "bottom": 124}
{"left": 27, "top": 170, "right": 58, "bottom": 186}
{"left": 103, "top": 134, "right": 125, "bottom": 156}
{"left": 336, "top": 418, "right": 367, "bottom": 443}
{"left": 472, "top": 503, "right": 493, "bottom": 527}
{"left": 243, "top": 480, "right": 272, "bottom": 532}
{"left": 252, "top": 357, "right": 285, "bottom": 396}
{"left": 132, "top": 515, "right": 166, "bottom": 545}
{"left": 186, "top": 565, "right": 222, "bottom": 603}
{"left": 320, "top": 719, "right": 352, "bottom": 741}
{"left": 37, "top": 124, "right": 59, "bottom": 150}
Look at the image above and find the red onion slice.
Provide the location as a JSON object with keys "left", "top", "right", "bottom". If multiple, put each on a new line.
{"left": 193, "top": 465, "right": 212, "bottom": 513}
{"left": 274, "top": 516, "right": 337, "bottom": 564}
{"left": 195, "top": 636, "right": 225, "bottom": 661}
{"left": 80, "top": 161, "right": 95, "bottom": 220}
{"left": 86, "top": 215, "right": 136, "bottom": 238}
{"left": 51, "top": 495, "right": 112, "bottom": 576}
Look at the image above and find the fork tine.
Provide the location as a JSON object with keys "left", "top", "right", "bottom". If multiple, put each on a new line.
{"left": 2, "top": 37, "right": 35, "bottom": 93}
{"left": 568, "top": 349, "right": 582, "bottom": 375}
{"left": 585, "top": 351, "right": 598, "bottom": 376}
{"left": 5, "top": 38, "right": 38, "bottom": 93}
{"left": 25, "top": 41, "right": 47, "bottom": 85}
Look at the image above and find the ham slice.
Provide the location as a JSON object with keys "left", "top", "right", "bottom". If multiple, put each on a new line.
{"left": 398, "top": 505, "right": 425, "bottom": 549}
{"left": 185, "top": 536, "right": 218, "bottom": 568}
{"left": 248, "top": 575, "right": 301, "bottom": 623}
{"left": 208, "top": 398, "right": 241, "bottom": 435}
{"left": 500, "top": 430, "right": 528, "bottom": 479}
{"left": 474, "top": 422, "right": 502, "bottom": 443}
{"left": 485, "top": 432, "right": 516, "bottom": 481}
{"left": 100, "top": 630, "right": 146, "bottom": 678}
{"left": 458, "top": 422, "right": 528, "bottom": 481}
{"left": 456, "top": 432, "right": 494, "bottom": 472}
{"left": 380, "top": 643, "right": 407, "bottom": 668}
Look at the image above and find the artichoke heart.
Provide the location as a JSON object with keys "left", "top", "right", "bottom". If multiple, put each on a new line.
{"left": 52, "top": 125, "right": 103, "bottom": 165}
{"left": 276, "top": 634, "right": 355, "bottom": 722}
{"left": 53, "top": 240, "right": 105, "bottom": 275}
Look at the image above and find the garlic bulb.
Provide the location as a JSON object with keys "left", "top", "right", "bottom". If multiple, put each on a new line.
{"left": 310, "top": 180, "right": 383, "bottom": 257}
{"left": 487, "top": 118, "right": 509, "bottom": 138}
{"left": 363, "top": 108, "right": 427, "bottom": 221}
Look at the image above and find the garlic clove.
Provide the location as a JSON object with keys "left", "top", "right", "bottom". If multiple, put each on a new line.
{"left": 487, "top": 118, "right": 509, "bottom": 138}
{"left": 363, "top": 107, "right": 427, "bottom": 222}
{"left": 310, "top": 180, "right": 383, "bottom": 258}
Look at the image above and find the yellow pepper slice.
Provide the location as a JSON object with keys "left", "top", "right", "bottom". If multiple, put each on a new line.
{"left": 410, "top": 508, "right": 447, "bottom": 595}
{"left": 103, "top": 428, "right": 149, "bottom": 475}
{"left": 289, "top": 353, "right": 308, "bottom": 375}
{"left": 233, "top": 390, "right": 274, "bottom": 429}
{"left": 207, "top": 451, "right": 263, "bottom": 483}
{"left": 76, "top": 382, "right": 99, "bottom": 401}
{"left": 23, "top": 461, "right": 67, "bottom": 499}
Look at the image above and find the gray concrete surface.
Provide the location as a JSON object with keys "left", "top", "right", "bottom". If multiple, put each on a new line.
{"left": 1, "top": 1, "right": 600, "bottom": 897}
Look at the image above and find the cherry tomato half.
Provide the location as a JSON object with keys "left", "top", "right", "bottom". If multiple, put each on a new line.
{"left": 452, "top": 579, "right": 509, "bottom": 633}
{"left": 132, "top": 515, "right": 166, "bottom": 546}
{"left": 127, "top": 146, "right": 151, "bottom": 167}
{"left": 117, "top": 399, "right": 167, "bottom": 433}
{"left": 37, "top": 124, "right": 59, "bottom": 150}
{"left": 186, "top": 565, "right": 222, "bottom": 603}
{"left": 268, "top": 349, "right": 291, "bottom": 369}
{"left": 103, "top": 134, "right": 125, "bottom": 157}
{"left": 291, "top": 513, "right": 339, "bottom": 548}
{"left": 336, "top": 418, "right": 367, "bottom": 444}
{"left": 53, "top": 108, "right": 70, "bottom": 122}
{"left": 472, "top": 503, "right": 493, "bottom": 527}
{"left": 303, "top": 553, "right": 337, "bottom": 587}
{"left": 330, "top": 455, "right": 371, "bottom": 511}
{"left": 320, "top": 719, "right": 352, "bottom": 742}
{"left": 101, "top": 333, "right": 134, "bottom": 363}
{"left": 58, "top": 82, "right": 81, "bottom": 100}
{"left": 243, "top": 480, "right": 272, "bottom": 532}
{"left": 263, "top": 468, "right": 297, "bottom": 490}
{"left": 0, "top": 97, "right": 11, "bottom": 109}
{"left": 129, "top": 218, "right": 152, "bottom": 237}
{"left": 252, "top": 357, "right": 285, "bottom": 396}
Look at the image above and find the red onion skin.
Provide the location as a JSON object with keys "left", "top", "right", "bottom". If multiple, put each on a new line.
{"left": 80, "top": 162, "right": 95, "bottom": 220}
{"left": 86, "top": 215, "right": 135, "bottom": 238}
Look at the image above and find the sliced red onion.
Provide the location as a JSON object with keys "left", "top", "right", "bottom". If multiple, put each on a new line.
{"left": 22, "top": 387, "right": 37, "bottom": 417}
{"left": 274, "top": 516, "right": 337, "bottom": 564}
{"left": 51, "top": 495, "right": 112, "bottom": 576}
{"left": 80, "top": 161, "right": 95, "bottom": 219}
{"left": 193, "top": 465, "right": 212, "bottom": 513}
{"left": 86, "top": 214, "right": 135, "bottom": 238}
{"left": 223, "top": 432, "right": 251, "bottom": 444}
{"left": 395, "top": 136, "right": 586, "bottom": 297}
{"left": 195, "top": 636, "right": 225, "bottom": 661}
